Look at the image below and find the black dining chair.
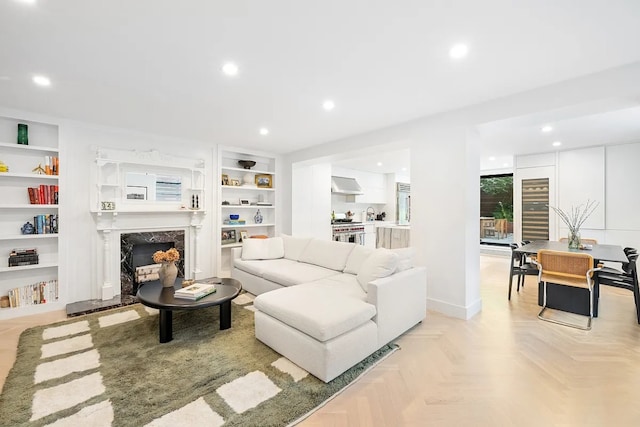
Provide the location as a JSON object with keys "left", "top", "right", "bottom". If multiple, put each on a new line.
{"left": 598, "top": 253, "right": 640, "bottom": 324}
{"left": 508, "top": 243, "right": 538, "bottom": 300}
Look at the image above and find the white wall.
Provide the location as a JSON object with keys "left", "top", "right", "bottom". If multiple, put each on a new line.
{"left": 291, "top": 162, "right": 332, "bottom": 239}
{"left": 515, "top": 142, "right": 640, "bottom": 251}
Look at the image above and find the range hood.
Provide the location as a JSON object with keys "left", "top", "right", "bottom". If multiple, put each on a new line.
{"left": 331, "top": 176, "right": 363, "bottom": 195}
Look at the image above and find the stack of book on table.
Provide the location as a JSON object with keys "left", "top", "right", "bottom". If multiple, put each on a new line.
{"left": 174, "top": 283, "right": 216, "bottom": 300}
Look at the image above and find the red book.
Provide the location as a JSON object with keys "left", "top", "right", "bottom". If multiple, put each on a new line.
{"left": 38, "top": 185, "right": 45, "bottom": 205}
{"left": 27, "top": 187, "right": 36, "bottom": 204}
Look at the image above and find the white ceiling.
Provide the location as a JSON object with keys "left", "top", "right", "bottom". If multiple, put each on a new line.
{"left": 2, "top": 1, "right": 640, "bottom": 166}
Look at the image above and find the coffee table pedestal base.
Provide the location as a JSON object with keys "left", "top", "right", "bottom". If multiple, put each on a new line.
{"left": 157, "top": 302, "right": 233, "bottom": 343}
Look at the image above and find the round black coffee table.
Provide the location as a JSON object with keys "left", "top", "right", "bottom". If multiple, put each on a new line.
{"left": 137, "top": 277, "right": 242, "bottom": 343}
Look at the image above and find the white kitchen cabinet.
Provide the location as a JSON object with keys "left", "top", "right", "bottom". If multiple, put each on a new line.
{"left": 217, "top": 147, "right": 277, "bottom": 276}
{"left": 332, "top": 166, "right": 387, "bottom": 204}
{"left": 0, "top": 116, "right": 63, "bottom": 319}
{"left": 363, "top": 223, "right": 376, "bottom": 248}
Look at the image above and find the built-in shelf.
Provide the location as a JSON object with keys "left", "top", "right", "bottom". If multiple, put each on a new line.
{"left": 221, "top": 185, "right": 275, "bottom": 192}
{"left": 221, "top": 243, "right": 243, "bottom": 248}
{"left": 221, "top": 205, "right": 274, "bottom": 209}
{"left": 0, "top": 141, "right": 58, "bottom": 153}
{"left": 0, "top": 116, "right": 61, "bottom": 321}
{"left": 221, "top": 166, "right": 274, "bottom": 175}
{"left": 0, "top": 234, "right": 58, "bottom": 241}
{"left": 0, "top": 172, "right": 58, "bottom": 180}
{"left": 0, "top": 262, "right": 58, "bottom": 273}
{"left": 1, "top": 204, "right": 59, "bottom": 209}
{"left": 221, "top": 223, "right": 275, "bottom": 229}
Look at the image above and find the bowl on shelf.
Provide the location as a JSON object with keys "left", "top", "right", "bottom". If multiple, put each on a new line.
{"left": 238, "top": 160, "right": 256, "bottom": 169}
{"left": 229, "top": 214, "right": 240, "bottom": 220}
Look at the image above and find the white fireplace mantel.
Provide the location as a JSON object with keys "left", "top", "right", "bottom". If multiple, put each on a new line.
{"left": 94, "top": 210, "right": 205, "bottom": 300}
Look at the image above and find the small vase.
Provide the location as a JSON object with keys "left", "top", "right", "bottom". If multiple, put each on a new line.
{"left": 158, "top": 261, "right": 178, "bottom": 287}
{"left": 17, "top": 124, "right": 28, "bottom": 145}
{"left": 254, "top": 209, "right": 263, "bottom": 224}
{"left": 568, "top": 231, "right": 581, "bottom": 249}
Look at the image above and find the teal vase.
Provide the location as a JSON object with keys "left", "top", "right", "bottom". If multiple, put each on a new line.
{"left": 17, "top": 124, "right": 28, "bottom": 145}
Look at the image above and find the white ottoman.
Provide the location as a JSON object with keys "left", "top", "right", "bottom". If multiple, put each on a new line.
{"left": 253, "top": 283, "right": 379, "bottom": 382}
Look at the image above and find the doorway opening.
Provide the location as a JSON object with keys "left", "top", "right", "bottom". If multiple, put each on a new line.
{"left": 480, "top": 173, "right": 514, "bottom": 246}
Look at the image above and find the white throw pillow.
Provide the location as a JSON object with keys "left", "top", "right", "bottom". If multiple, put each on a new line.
{"left": 356, "top": 248, "right": 399, "bottom": 292}
{"left": 241, "top": 237, "right": 284, "bottom": 260}
{"left": 280, "top": 234, "right": 312, "bottom": 261}
{"left": 343, "top": 245, "right": 374, "bottom": 275}
{"left": 392, "top": 247, "right": 415, "bottom": 272}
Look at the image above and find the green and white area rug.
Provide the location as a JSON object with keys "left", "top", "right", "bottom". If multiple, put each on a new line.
{"left": 0, "top": 294, "right": 398, "bottom": 426}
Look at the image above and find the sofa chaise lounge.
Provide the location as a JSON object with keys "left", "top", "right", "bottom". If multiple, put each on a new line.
{"left": 231, "top": 235, "right": 427, "bottom": 382}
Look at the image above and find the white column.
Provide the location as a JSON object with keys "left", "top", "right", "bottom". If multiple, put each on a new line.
{"left": 410, "top": 125, "right": 481, "bottom": 319}
{"left": 101, "top": 229, "right": 114, "bottom": 300}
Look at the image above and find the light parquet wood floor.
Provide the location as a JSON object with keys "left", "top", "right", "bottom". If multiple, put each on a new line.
{"left": 1, "top": 254, "right": 639, "bottom": 426}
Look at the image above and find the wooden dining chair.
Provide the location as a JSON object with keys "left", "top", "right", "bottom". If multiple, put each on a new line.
{"left": 534, "top": 249, "right": 602, "bottom": 330}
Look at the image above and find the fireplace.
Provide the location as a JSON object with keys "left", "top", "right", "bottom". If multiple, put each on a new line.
{"left": 120, "top": 230, "right": 185, "bottom": 304}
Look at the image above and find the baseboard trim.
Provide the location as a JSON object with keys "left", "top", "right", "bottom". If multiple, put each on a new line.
{"left": 427, "top": 297, "right": 482, "bottom": 320}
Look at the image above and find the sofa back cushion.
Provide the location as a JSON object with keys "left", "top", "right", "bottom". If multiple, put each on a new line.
{"left": 299, "top": 239, "right": 355, "bottom": 271}
{"left": 392, "top": 247, "right": 415, "bottom": 272}
{"left": 280, "top": 234, "right": 312, "bottom": 261}
{"left": 356, "top": 248, "right": 399, "bottom": 292}
{"left": 343, "top": 245, "right": 375, "bottom": 275}
{"left": 241, "top": 237, "right": 285, "bottom": 260}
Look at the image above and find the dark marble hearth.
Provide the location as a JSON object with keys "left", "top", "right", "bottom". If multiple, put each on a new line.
{"left": 66, "top": 295, "right": 138, "bottom": 317}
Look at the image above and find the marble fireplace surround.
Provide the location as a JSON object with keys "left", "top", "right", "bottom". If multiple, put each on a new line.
{"left": 120, "top": 230, "right": 185, "bottom": 304}
{"left": 95, "top": 210, "right": 204, "bottom": 301}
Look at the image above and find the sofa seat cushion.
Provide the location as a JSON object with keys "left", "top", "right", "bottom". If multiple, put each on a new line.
{"left": 308, "top": 274, "right": 367, "bottom": 301}
{"left": 234, "top": 258, "right": 299, "bottom": 278}
{"left": 254, "top": 283, "right": 376, "bottom": 342}
{"left": 262, "top": 262, "right": 341, "bottom": 287}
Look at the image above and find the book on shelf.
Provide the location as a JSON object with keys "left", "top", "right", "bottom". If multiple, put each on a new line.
{"left": 7, "top": 279, "right": 58, "bottom": 308}
{"left": 27, "top": 185, "right": 58, "bottom": 205}
{"left": 174, "top": 283, "right": 216, "bottom": 300}
{"left": 223, "top": 219, "right": 246, "bottom": 225}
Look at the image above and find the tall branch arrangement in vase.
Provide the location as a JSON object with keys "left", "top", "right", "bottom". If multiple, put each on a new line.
{"left": 547, "top": 199, "right": 599, "bottom": 248}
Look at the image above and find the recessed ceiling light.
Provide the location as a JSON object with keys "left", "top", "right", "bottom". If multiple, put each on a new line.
{"left": 449, "top": 43, "right": 469, "bottom": 59}
{"left": 402, "top": 167, "right": 407, "bottom": 172}
{"left": 377, "top": 162, "right": 383, "bottom": 167}
{"left": 322, "top": 100, "right": 335, "bottom": 111}
{"left": 221, "top": 62, "right": 239, "bottom": 76}
{"left": 32, "top": 75, "right": 51, "bottom": 86}
{"left": 541, "top": 125, "right": 553, "bottom": 133}
{"left": 552, "top": 141, "right": 562, "bottom": 147}
{"left": 489, "top": 156, "right": 496, "bottom": 161}
{"left": 259, "top": 127, "right": 269, "bottom": 136}
{"left": 15, "top": 0, "right": 36, "bottom": 4}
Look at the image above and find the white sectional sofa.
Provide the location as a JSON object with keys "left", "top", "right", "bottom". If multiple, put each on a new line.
{"left": 231, "top": 235, "right": 427, "bottom": 382}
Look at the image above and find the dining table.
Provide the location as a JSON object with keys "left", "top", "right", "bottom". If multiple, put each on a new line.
{"left": 513, "top": 240, "right": 628, "bottom": 317}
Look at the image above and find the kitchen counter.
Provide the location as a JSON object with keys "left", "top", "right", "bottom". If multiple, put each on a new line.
{"left": 376, "top": 225, "right": 410, "bottom": 249}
